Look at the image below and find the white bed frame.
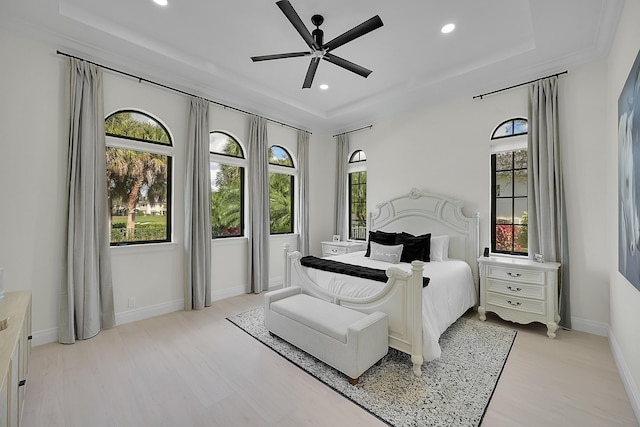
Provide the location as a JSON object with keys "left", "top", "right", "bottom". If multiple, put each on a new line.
{"left": 283, "top": 188, "right": 480, "bottom": 376}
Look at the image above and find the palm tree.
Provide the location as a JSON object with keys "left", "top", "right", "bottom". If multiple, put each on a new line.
{"left": 107, "top": 148, "right": 167, "bottom": 238}
{"left": 105, "top": 111, "right": 170, "bottom": 241}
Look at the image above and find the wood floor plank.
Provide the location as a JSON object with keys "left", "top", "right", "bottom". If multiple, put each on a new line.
{"left": 20, "top": 293, "right": 638, "bottom": 427}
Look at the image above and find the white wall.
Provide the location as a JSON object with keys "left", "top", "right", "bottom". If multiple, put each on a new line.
{"left": 607, "top": 0, "right": 640, "bottom": 419}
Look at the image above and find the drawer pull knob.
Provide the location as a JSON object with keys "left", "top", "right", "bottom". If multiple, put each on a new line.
{"left": 507, "top": 286, "right": 522, "bottom": 292}
{"left": 507, "top": 272, "right": 522, "bottom": 278}
{"left": 507, "top": 300, "right": 522, "bottom": 307}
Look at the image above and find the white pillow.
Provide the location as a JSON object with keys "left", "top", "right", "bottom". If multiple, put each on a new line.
{"left": 369, "top": 241, "right": 404, "bottom": 264}
{"left": 430, "top": 235, "right": 450, "bottom": 262}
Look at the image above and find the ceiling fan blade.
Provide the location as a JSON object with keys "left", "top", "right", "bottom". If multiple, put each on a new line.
{"left": 276, "top": 0, "right": 319, "bottom": 50}
{"left": 302, "top": 57, "right": 320, "bottom": 88}
{"left": 251, "top": 51, "right": 311, "bottom": 62}
{"left": 323, "top": 15, "right": 383, "bottom": 52}
{"left": 323, "top": 53, "right": 372, "bottom": 78}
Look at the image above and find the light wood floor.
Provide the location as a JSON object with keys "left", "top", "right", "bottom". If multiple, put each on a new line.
{"left": 21, "top": 293, "right": 638, "bottom": 427}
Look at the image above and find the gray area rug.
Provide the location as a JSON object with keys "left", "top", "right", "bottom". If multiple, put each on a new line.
{"left": 227, "top": 307, "right": 516, "bottom": 427}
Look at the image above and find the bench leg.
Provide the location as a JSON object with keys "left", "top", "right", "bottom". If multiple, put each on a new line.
{"left": 348, "top": 376, "right": 359, "bottom": 385}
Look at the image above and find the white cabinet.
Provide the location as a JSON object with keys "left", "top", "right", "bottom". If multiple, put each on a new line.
{"left": 321, "top": 241, "right": 366, "bottom": 257}
{"left": 478, "top": 257, "right": 560, "bottom": 338}
{"left": 0, "top": 291, "right": 32, "bottom": 427}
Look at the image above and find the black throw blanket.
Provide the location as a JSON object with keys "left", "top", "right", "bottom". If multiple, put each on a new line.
{"left": 300, "top": 256, "right": 430, "bottom": 288}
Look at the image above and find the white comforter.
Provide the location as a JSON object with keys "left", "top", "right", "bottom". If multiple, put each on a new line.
{"left": 299, "top": 251, "right": 477, "bottom": 361}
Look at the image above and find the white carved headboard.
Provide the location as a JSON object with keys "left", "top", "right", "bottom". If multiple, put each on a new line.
{"left": 368, "top": 188, "right": 480, "bottom": 287}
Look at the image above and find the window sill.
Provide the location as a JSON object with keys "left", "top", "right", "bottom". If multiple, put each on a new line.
{"left": 488, "top": 253, "right": 528, "bottom": 260}
{"left": 110, "top": 241, "right": 178, "bottom": 255}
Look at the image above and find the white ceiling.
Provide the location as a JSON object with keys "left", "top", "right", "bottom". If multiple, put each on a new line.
{"left": 0, "top": 0, "right": 624, "bottom": 134}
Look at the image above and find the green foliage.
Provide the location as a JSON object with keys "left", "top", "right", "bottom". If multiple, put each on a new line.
{"left": 211, "top": 163, "right": 243, "bottom": 237}
{"left": 350, "top": 171, "right": 367, "bottom": 239}
{"left": 105, "top": 111, "right": 170, "bottom": 144}
{"left": 270, "top": 172, "right": 293, "bottom": 233}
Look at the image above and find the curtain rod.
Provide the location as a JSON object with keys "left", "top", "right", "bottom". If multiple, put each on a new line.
{"left": 333, "top": 125, "right": 372, "bottom": 138}
{"left": 473, "top": 70, "right": 568, "bottom": 100}
{"left": 56, "top": 50, "right": 312, "bottom": 134}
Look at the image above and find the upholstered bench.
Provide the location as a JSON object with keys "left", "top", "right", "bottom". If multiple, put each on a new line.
{"left": 264, "top": 286, "right": 389, "bottom": 385}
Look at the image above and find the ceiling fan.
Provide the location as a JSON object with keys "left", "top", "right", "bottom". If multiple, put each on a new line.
{"left": 251, "top": 0, "right": 383, "bottom": 89}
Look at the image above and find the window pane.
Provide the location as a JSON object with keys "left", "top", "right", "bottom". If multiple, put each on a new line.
{"left": 105, "top": 111, "right": 170, "bottom": 145}
{"left": 495, "top": 224, "right": 514, "bottom": 252}
{"left": 270, "top": 172, "right": 293, "bottom": 233}
{"left": 211, "top": 162, "right": 243, "bottom": 237}
{"left": 495, "top": 152, "right": 513, "bottom": 171}
{"left": 210, "top": 132, "right": 244, "bottom": 158}
{"left": 496, "top": 171, "right": 513, "bottom": 197}
{"left": 514, "top": 198, "right": 528, "bottom": 224}
{"left": 349, "top": 171, "right": 367, "bottom": 240}
{"left": 107, "top": 148, "right": 170, "bottom": 244}
{"left": 349, "top": 150, "right": 366, "bottom": 163}
{"left": 492, "top": 120, "right": 514, "bottom": 138}
{"left": 269, "top": 145, "right": 293, "bottom": 167}
{"left": 514, "top": 119, "right": 528, "bottom": 135}
{"left": 513, "top": 169, "right": 528, "bottom": 197}
{"left": 513, "top": 149, "right": 527, "bottom": 169}
{"left": 496, "top": 198, "right": 513, "bottom": 224}
{"left": 514, "top": 225, "right": 528, "bottom": 253}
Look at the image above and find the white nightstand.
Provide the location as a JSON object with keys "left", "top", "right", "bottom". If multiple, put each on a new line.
{"left": 321, "top": 241, "right": 367, "bottom": 257}
{"left": 478, "top": 256, "right": 561, "bottom": 338}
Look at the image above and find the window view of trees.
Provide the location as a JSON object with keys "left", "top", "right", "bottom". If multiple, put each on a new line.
{"left": 348, "top": 150, "right": 367, "bottom": 240}
{"left": 269, "top": 145, "right": 294, "bottom": 234}
{"left": 105, "top": 111, "right": 171, "bottom": 245}
{"left": 492, "top": 148, "right": 528, "bottom": 254}
{"left": 210, "top": 132, "right": 245, "bottom": 238}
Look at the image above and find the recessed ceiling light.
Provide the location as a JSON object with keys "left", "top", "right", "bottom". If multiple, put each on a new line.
{"left": 154, "top": 0, "right": 168, "bottom": 6}
{"left": 319, "top": 84, "right": 329, "bottom": 90}
{"left": 441, "top": 23, "right": 455, "bottom": 34}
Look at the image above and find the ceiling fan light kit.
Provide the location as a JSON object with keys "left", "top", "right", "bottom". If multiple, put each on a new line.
{"left": 251, "top": 0, "right": 383, "bottom": 89}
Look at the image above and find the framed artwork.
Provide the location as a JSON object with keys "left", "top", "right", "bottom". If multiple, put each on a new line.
{"left": 618, "top": 47, "right": 640, "bottom": 292}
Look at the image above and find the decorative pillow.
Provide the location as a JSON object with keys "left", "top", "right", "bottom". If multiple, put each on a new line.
{"left": 369, "top": 241, "right": 404, "bottom": 264}
{"left": 397, "top": 232, "right": 431, "bottom": 262}
{"left": 365, "top": 230, "right": 398, "bottom": 257}
{"left": 430, "top": 235, "right": 450, "bottom": 262}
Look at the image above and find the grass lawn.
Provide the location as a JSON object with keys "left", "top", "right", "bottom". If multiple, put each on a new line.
{"left": 112, "top": 215, "right": 166, "bottom": 226}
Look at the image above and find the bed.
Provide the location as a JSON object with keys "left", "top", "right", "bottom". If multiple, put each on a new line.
{"left": 282, "top": 188, "right": 480, "bottom": 376}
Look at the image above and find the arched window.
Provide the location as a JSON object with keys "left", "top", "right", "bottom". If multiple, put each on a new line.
{"left": 490, "top": 117, "right": 528, "bottom": 255}
{"left": 210, "top": 131, "right": 246, "bottom": 238}
{"left": 269, "top": 145, "right": 296, "bottom": 234}
{"left": 105, "top": 110, "right": 173, "bottom": 245}
{"left": 348, "top": 150, "right": 367, "bottom": 240}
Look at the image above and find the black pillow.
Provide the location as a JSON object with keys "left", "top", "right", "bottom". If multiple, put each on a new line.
{"left": 397, "top": 232, "right": 431, "bottom": 262}
{"left": 365, "top": 230, "right": 397, "bottom": 257}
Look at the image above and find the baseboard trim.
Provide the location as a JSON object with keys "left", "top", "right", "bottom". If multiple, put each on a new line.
{"left": 116, "top": 299, "right": 184, "bottom": 325}
{"left": 608, "top": 328, "right": 640, "bottom": 424}
{"left": 32, "top": 299, "right": 185, "bottom": 346}
{"left": 212, "top": 285, "right": 246, "bottom": 301}
{"left": 32, "top": 328, "right": 58, "bottom": 347}
{"left": 570, "top": 315, "right": 609, "bottom": 336}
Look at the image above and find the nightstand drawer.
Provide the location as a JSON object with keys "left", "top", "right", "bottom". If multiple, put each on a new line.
{"left": 323, "top": 246, "right": 348, "bottom": 256}
{"left": 486, "top": 265, "right": 545, "bottom": 285}
{"left": 486, "top": 279, "right": 545, "bottom": 300}
{"left": 486, "top": 292, "right": 545, "bottom": 316}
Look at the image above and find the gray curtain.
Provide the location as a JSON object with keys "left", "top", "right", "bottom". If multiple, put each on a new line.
{"left": 248, "top": 115, "right": 270, "bottom": 293}
{"left": 60, "top": 58, "right": 115, "bottom": 343}
{"left": 184, "top": 97, "right": 212, "bottom": 310}
{"left": 528, "top": 76, "right": 571, "bottom": 329}
{"left": 297, "top": 131, "right": 310, "bottom": 255}
{"left": 334, "top": 134, "right": 350, "bottom": 239}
